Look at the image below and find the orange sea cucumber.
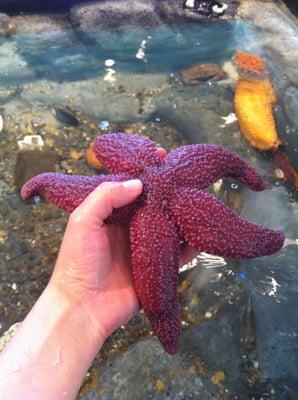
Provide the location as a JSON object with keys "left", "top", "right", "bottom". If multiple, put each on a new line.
{"left": 234, "top": 51, "right": 281, "bottom": 151}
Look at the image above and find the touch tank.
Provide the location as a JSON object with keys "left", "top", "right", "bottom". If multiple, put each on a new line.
{"left": 0, "top": 0, "right": 297, "bottom": 399}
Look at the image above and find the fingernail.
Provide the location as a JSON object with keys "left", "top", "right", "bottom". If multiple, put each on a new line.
{"left": 122, "top": 179, "right": 142, "bottom": 192}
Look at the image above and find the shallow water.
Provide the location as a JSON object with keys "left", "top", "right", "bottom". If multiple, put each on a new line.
{"left": 1, "top": 21, "right": 256, "bottom": 83}
{"left": 0, "top": 3, "right": 298, "bottom": 399}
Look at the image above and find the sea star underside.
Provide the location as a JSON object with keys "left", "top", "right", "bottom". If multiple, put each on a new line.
{"left": 21, "top": 133, "right": 285, "bottom": 354}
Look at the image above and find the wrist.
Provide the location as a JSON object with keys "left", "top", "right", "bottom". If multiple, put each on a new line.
{"left": 0, "top": 283, "right": 106, "bottom": 400}
{"left": 44, "top": 281, "right": 108, "bottom": 346}
{"left": 47, "top": 277, "right": 114, "bottom": 343}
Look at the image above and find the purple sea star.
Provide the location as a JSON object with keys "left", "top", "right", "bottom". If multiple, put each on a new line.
{"left": 21, "top": 133, "right": 285, "bottom": 354}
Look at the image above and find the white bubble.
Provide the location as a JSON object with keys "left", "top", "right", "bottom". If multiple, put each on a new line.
{"left": 104, "top": 59, "right": 115, "bottom": 67}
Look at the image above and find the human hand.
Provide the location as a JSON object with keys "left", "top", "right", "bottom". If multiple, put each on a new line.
{"left": 50, "top": 180, "right": 143, "bottom": 340}
{"left": 50, "top": 179, "right": 198, "bottom": 342}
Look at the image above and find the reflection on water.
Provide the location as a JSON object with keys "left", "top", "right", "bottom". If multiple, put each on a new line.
{"left": 0, "top": 5, "right": 297, "bottom": 399}
{"left": 0, "top": 21, "right": 257, "bottom": 85}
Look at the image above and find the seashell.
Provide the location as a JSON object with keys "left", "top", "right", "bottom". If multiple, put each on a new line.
{"left": 52, "top": 107, "right": 79, "bottom": 126}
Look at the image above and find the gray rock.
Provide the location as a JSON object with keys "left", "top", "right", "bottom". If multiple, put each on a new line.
{"left": 284, "top": 86, "right": 298, "bottom": 130}
{"left": 240, "top": 186, "right": 298, "bottom": 383}
{"left": 0, "top": 41, "right": 38, "bottom": 84}
{"left": 81, "top": 305, "right": 247, "bottom": 400}
{"left": 152, "top": 84, "right": 235, "bottom": 145}
{"left": 70, "top": 0, "right": 161, "bottom": 31}
{"left": 0, "top": 12, "right": 16, "bottom": 37}
{"left": 69, "top": 0, "right": 238, "bottom": 40}
{"left": 10, "top": 14, "right": 70, "bottom": 34}
{"left": 0, "top": 13, "right": 10, "bottom": 36}
{"left": 21, "top": 73, "right": 169, "bottom": 122}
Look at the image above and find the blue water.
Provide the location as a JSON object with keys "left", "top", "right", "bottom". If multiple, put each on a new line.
{"left": 0, "top": 21, "right": 258, "bottom": 84}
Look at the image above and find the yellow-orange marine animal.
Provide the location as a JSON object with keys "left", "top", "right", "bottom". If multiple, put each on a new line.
{"left": 233, "top": 51, "right": 298, "bottom": 190}
{"left": 234, "top": 51, "right": 281, "bottom": 151}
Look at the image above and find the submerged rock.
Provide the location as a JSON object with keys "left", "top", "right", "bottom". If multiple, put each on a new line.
{"left": 70, "top": 0, "right": 161, "bottom": 31}
{"left": 14, "top": 148, "right": 58, "bottom": 191}
{"left": 80, "top": 303, "right": 252, "bottom": 400}
{"left": 0, "top": 13, "right": 15, "bottom": 37}
{"left": 152, "top": 85, "right": 235, "bottom": 146}
{"left": 284, "top": 86, "right": 298, "bottom": 130}
{"left": 181, "top": 63, "right": 224, "bottom": 85}
{"left": 10, "top": 13, "right": 70, "bottom": 34}
{"left": 240, "top": 186, "right": 298, "bottom": 386}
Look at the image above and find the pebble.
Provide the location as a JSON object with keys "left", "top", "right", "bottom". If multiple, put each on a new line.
{"left": 154, "top": 378, "right": 166, "bottom": 391}
{"left": 213, "top": 179, "right": 223, "bottom": 194}
{"left": 17, "top": 135, "right": 44, "bottom": 151}
{"left": 0, "top": 115, "right": 3, "bottom": 132}
{"left": 274, "top": 168, "right": 285, "bottom": 179}
{"left": 98, "top": 120, "right": 110, "bottom": 130}
{"left": 31, "top": 116, "right": 45, "bottom": 128}
{"left": 0, "top": 229, "right": 7, "bottom": 244}
{"left": 32, "top": 196, "right": 41, "bottom": 206}
{"left": 211, "top": 371, "right": 225, "bottom": 385}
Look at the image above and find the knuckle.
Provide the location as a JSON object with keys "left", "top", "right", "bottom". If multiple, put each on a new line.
{"left": 69, "top": 207, "right": 84, "bottom": 225}
{"left": 99, "top": 186, "right": 114, "bottom": 198}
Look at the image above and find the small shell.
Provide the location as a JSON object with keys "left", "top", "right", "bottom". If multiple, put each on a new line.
{"left": 52, "top": 107, "right": 79, "bottom": 126}
{"left": 274, "top": 168, "right": 285, "bottom": 179}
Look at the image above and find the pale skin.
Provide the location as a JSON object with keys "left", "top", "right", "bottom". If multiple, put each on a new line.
{"left": 0, "top": 179, "right": 197, "bottom": 400}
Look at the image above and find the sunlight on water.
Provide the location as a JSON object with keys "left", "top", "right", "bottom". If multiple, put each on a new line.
{"left": 0, "top": 21, "right": 258, "bottom": 85}
{"left": 180, "top": 252, "right": 227, "bottom": 273}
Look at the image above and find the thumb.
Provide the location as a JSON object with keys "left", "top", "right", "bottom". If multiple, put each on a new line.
{"left": 70, "top": 179, "right": 143, "bottom": 226}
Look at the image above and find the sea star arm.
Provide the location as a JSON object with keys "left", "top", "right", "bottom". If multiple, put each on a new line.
{"left": 165, "top": 144, "right": 268, "bottom": 191}
{"left": 94, "top": 132, "right": 163, "bottom": 174}
{"left": 169, "top": 189, "right": 285, "bottom": 259}
{"left": 130, "top": 206, "right": 181, "bottom": 354}
{"left": 20, "top": 172, "right": 139, "bottom": 223}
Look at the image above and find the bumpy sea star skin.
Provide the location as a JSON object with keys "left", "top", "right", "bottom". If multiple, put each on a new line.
{"left": 21, "top": 133, "right": 285, "bottom": 354}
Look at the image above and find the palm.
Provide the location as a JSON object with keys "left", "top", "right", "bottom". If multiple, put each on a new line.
{"left": 51, "top": 180, "right": 199, "bottom": 339}
{"left": 53, "top": 219, "right": 139, "bottom": 336}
